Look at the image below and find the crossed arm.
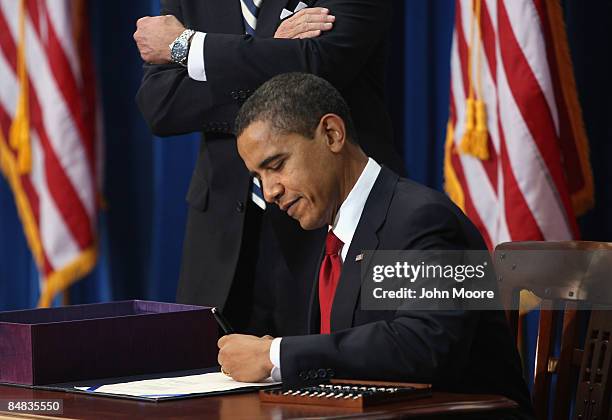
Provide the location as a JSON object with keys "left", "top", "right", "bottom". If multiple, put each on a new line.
{"left": 134, "top": 0, "right": 392, "bottom": 137}
{"left": 134, "top": 7, "right": 336, "bottom": 64}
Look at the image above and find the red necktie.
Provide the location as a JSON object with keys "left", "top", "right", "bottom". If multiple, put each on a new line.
{"left": 319, "top": 230, "right": 344, "bottom": 334}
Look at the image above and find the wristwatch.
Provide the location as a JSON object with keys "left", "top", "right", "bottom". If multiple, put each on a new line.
{"left": 169, "top": 29, "right": 195, "bottom": 66}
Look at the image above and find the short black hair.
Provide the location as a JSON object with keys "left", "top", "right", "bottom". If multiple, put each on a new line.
{"left": 235, "top": 73, "right": 358, "bottom": 143}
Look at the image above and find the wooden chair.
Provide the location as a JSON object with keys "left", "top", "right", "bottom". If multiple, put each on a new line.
{"left": 494, "top": 241, "right": 612, "bottom": 420}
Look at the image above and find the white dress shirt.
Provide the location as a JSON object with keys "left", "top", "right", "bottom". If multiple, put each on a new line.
{"left": 269, "top": 158, "right": 382, "bottom": 381}
{"left": 185, "top": 0, "right": 310, "bottom": 81}
{"left": 185, "top": 0, "right": 312, "bottom": 81}
{"left": 187, "top": 32, "right": 207, "bottom": 81}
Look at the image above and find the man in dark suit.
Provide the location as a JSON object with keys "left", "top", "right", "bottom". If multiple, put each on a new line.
{"left": 133, "top": 0, "right": 404, "bottom": 337}
{"left": 218, "top": 73, "right": 531, "bottom": 411}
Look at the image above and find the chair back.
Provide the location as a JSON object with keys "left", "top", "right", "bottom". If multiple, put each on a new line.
{"left": 494, "top": 241, "right": 612, "bottom": 420}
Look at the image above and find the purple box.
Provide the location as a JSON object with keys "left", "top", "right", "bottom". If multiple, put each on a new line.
{"left": 0, "top": 300, "right": 218, "bottom": 385}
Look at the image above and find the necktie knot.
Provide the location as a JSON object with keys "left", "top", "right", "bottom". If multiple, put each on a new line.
{"left": 325, "top": 231, "right": 343, "bottom": 256}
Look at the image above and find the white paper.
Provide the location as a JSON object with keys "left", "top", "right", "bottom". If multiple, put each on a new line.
{"left": 75, "top": 372, "right": 280, "bottom": 398}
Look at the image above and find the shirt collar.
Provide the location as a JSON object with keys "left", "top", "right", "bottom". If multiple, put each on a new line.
{"left": 331, "top": 158, "right": 381, "bottom": 255}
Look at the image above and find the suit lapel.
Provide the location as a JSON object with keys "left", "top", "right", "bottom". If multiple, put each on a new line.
{"left": 256, "top": 0, "right": 291, "bottom": 37}
{"left": 330, "top": 167, "right": 400, "bottom": 331}
{"left": 307, "top": 246, "right": 326, "bottom": 333}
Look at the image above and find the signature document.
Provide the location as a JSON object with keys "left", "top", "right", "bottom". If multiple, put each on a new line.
{"left": 75, "top": 372, "right": 279, "bottom": 399}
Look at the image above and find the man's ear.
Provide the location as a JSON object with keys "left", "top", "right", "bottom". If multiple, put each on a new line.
{"left": 319, "top": 114, "right": 347, "bottom": 152}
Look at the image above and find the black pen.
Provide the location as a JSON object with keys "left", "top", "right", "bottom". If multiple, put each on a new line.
{"left": 211, "top": 307, "right": 234, "bottom": 335}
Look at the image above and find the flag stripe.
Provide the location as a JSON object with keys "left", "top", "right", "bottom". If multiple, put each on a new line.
{"left": 496, "top": 46, "right": 572, "bottom": 240}
{"left": 0, "top": 0, "right": 99, "bottom": 304}
{"left": 463, "top": 0, "right": 500, "bottom": 187}
{"left": 455, "top": 3, "right": 499, "bottom": 195}
{"left": 0, "top": 106, "right": 41, "bottom": 229}
{"left": 28, "top": 79, "right": 94, "bottom": 250}
{"left": 73, "top": 7, "right": 99, "bottom": 194}
{"left": 0, "top": 0, "right": 95, "bottom": 215}
{"left": 0, "top": 17, "right": 44, "bottom": 237}
{"left": 31, "top": 130, "right": 81, "bottom": 270}
{"left": 0, "top": 6, "right": 16, "bottom": 67}
{"left": 0, "top": 14, "right": 95, "bottom": 248}
{"left": 481, "top": 0, "right": 497, "bottom": 83}
{"left": 445, "top": 0, "right": 589, "bottom": 247}
{"left": 534, "top": 0, "right": 590, "bottom": 204}
{"left": 0, "top": 2, "right": 94, "bottom": 220}
{"left": 449, "top": 91, "right": 494, "bottom": 249}
{"left": 455, "top": 1, "right": 471, "bottom": 113}
{"left": 0, "top": 39, "right": 17, "bottom": 113}
{"left": 497, "top": 113, "right": 544, "bottom": 240}
{"left": 43, "top": 0, "right": 82, "bottom": 86}
{"left": 484, "top": 0, "right": 545, "bottom": 241}
{"left": 0, "top": 87, "right": 71, "bottom": 273}
{"left": 498, "top": 2, "right": 562, "bottom": 185}
{"left": 497, "top": 2, "right": 576, "bottom": 238}
{"left": 451, "top": 154, "right": 493, "bottom": 249}
{"left": 24, "top": 16, "right": 96, "bottom": 218}
{"left": 450, "top": 65, "right": 499, "bottom": 244}
{"left": 502, "top": 0, "right": 559, "bottom": 132}
{"left": 480, "top": 0, "right": 499, "bottom": 143}
{"left": 449, "top": 152, "right": 495, "bottom": 249}
{"left": 26, "top": 0, "right": 94, "bottom": 175}
{"left": 451, "top": 27, "right": 501, "bottom": 240}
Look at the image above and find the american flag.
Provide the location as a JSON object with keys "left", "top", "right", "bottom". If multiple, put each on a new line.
{"left": 0, "top": 0, "right": 100, "bottom": 307}
{"left": 444, "top": 0, "right": 593, "bottom": 249}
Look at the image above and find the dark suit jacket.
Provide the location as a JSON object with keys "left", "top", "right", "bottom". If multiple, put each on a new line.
{"left": 136, "top": 0, "right": 404, "bottom": 335}
{"left": 280, "top": 167, "right": 532, "bottom": 410}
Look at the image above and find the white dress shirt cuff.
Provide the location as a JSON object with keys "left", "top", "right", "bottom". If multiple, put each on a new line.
{"left": 187, "top": 31, "right": 207, "bottom": 81}
{"left": 270, "top": 337, "right": 282, "bottom": 381}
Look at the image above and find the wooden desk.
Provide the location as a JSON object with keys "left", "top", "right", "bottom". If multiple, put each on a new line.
{"left": 0, "top": 384, "right": 520, "bottom": 419}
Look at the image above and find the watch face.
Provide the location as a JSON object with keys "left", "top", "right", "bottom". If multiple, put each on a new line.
{"left": 172, "top": 40, "right": 187, "bottom": 61}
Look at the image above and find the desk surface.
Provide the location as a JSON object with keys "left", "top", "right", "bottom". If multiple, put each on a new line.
{"left": 0, "top": 384, "right": 519, "bottom": 419}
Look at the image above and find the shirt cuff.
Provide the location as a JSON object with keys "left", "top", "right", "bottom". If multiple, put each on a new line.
{"left": 270, "top": 337, "right": 282, "bottom": 381}
{"left": 187, "top": 31, "right": 207, "bottom": 81}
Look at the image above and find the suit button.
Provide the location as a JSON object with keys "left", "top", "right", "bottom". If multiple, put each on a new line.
{"left": 326, "top": 368, "right": 335, "bottom": 378}
{"left": 299, "top": 371, "right": 308, "bottom": 381}
{"left": 230, "top": 91, "right": 239, "bottom": 100}
{"left": 236, "top": 201, "right": 244, "bottom": 212}
{"left": 317, "top": 369, "right": 327, "bottom": 379}
{"left": 308, "top": 369, "right": 318, "bottom": 379}
{"left": 239, "top": 90, "right": 247, "bottom": 99}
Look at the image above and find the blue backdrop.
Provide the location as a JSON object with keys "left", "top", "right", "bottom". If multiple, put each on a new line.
{"left": 1, "top": 0, "right": 610, "bottom": 314}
